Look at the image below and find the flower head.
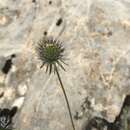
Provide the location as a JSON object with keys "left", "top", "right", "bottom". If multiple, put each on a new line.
{"left": 36, "top": 37, "right": 66, "bottom": 74}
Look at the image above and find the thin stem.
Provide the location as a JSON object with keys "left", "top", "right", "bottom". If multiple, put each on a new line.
{"left": 54, "top": 64, "right": 76, "bottom": 130}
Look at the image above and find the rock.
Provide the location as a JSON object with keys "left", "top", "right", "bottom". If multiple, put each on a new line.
{"left": 17, "top": 84, "right": 27, "bottom": 96}
{"left": 4, "top": 87, "right": 16, "bottom": 101}
{"left": 0, "top": 72, "right": 5, "bottom": 84}
{"left": 11, "top": 65, "right": 17, "bottom": 73}
{"left": 0, "top": 0, "right": 36, "bottom": 56}
{"left": 0, "top": 56, "right": 6, "bottom": 69}
{"left": 0, "top": 0, "right": 130, "bottom": 130}
{"left": 12, "top": 97, "right": 25, "bottom": 109}
{"left": 84, "top": 95, "right": 130, "bottom": 130}
{"left": 0, "top": 87, "right": 4, "bottom": 94}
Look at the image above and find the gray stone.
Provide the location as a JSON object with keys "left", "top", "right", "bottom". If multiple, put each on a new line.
{"left": 0, "top": 0, "right": 130, "bottom": 130}
{"left": 0, "top": 56, "right": 6, "bottom": 69}
{"left": 12, "top": 97, "right": 25, "bottom": 109}
{"left": 17, "top": 83, "right": 28, "bottom": 96}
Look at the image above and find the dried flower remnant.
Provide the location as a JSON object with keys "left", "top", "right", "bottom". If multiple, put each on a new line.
{"left": 36, "top": 37, "right": 75, "bottom": 130}
{"left": 36, "top": 37, "right": 66, "bottom": 74}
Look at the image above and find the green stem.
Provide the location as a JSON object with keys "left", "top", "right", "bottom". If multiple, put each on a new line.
{"left": 54, "top": 64, "right": 76, "bottom": 130}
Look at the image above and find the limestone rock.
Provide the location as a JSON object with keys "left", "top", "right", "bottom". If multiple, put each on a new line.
{"left": 0, "top": 0, "right": 130, "bottom": 130}
{"left": 12, "top": 97, "right": 25, "bottom": 109}
{"left": 4, "top": 87, "right": 16, "bottom": 101}
{"left": 17, "top": 83, "right": 28, "bottom": 96}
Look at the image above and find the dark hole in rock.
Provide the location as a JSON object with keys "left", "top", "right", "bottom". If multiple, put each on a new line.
{"left": 9, "top": 107, "right": 17, "bottom": 118}
{"left": 2, "top": 59, "right": 13, "bottom": 74}
{"left": 122, "top": 95, "right": 130, "bottom": 107}
{"left": 0, "top": 106, "right": 17, "bottom": 129}
{"left": 74, "top": 97, "right": 92, "bottom": 120}
{"left": 1, "top": 54, "right": 16, "bottom": 74}
{"left": 108, "top": 31, "right": 112, "bottom": 36}
{"left": 32, "top": 0, "right": 36, "bottom": 3}
{"left": 56, "top": 18, "right": 63, "bottom": 26}
{"left": 49, "top": 1, "right": 52, "bottom": 5}
{"left": 84, "top": 117, "right": 121, "bottom": 130}
{"left": 44, "top": 31, "right": 47, "bottom": 36}
{"left": 11, "top": 54, "right": 16, "bottom": 58}
{"left": 0, "top": 92, "right": 4, "bottom": 98}
{"left": 84, "top": 95, "right": 130, "bottom": 130}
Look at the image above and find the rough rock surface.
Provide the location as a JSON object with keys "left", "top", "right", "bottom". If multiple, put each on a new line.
{"left": 0, "top": 0, "right": 130, "bottom": 130}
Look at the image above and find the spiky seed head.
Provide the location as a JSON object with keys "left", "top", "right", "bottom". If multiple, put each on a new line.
{"left": 36, "top": 37, "right": 66, "bottom": 74}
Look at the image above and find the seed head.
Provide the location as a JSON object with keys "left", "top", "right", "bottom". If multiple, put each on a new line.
{"left": 36, "top": 37, "right": 66, "bottom": 74}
